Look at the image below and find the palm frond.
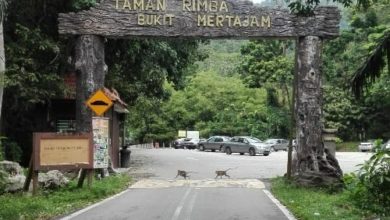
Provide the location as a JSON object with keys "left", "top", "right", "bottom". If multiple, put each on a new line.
{"left": 351, "top": 32, "right": 390, "bottom": 98}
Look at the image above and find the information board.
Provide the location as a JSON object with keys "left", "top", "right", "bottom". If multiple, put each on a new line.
{"left": 33, "top": 133, "right": 93, "bottom": 171}
{"left": 93, "top": 117, "right": 110, "bottom": 168}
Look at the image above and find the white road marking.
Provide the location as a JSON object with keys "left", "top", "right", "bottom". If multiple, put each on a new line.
{"left": 130, "top": 179, "right": 265, "bottom": 189}
{"left": 59, "top": 188, "right": 131, "bottom": 220}
{"left": 185, "top": 191, "right": 198, "bottom": 220}
{"left": 263, "top": 189, "right": 297, "bottom": 220}
{"left": 171, "top": 188, "right": 192, "bottom": 220}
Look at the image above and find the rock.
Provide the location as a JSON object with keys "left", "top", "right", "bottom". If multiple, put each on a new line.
{"left": 0, "top": 161, "right": 26, "bottom": 193}
{"left": 38, "top": 170, "right": 69, "bottom": 190}
{"left": 5, "top": 174, "right": 26, "bottom": 192}
{"left": 0, "top": 160, "right": 23, "bottom": 175}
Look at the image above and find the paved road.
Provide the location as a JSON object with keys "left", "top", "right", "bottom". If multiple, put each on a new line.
{"left": 127, "top": 148, "right": 372, "bottom": 180}
{"left": 62, "top": 148, "right": 372, "bottom": 220}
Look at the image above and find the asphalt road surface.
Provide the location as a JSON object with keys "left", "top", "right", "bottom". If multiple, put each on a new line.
{"left": 62, "top": 148, "right": 372, "bottom": 220}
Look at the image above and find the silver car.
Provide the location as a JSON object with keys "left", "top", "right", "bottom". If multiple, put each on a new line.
{"left": 222, "top": 136, "right": 270, "bottom": 156}
{"left": 198, "top": 136, "right": 230, "bottom": 152}
{"left": 265, "top": 139, "right": 289, "bottom": 151}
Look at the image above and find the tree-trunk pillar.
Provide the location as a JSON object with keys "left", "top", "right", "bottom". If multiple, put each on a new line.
{"left": 293, "top": 36, "right": 343, "bottom": 187}
{"left": 74, "top": 35, "right": 106, "bottom": 187}
{"left": 74, "top": 35, "right": 106, "bottom": 132}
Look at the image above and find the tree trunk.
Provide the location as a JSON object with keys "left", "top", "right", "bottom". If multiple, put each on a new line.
{"left": 74, "top": 35, "right": 106, "bottom": 187}
{"left": 0, "top": 22, "right": 5, "bottom": 125}
{"left": 293, "top": 36, "right": 343, "bottom": 187}
{"left": 74, "top": 35, "right": 106, "bottom": 132}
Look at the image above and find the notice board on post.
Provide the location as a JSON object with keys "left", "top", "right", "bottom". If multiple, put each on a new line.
{"left": 93, "top": 117, "right": 110, "bottom": 169}
{"left": 33, "top": 133, "right": 93, "bottom": 171}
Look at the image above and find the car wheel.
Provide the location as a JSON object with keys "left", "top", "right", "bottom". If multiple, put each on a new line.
{"left": 249, "top": 148, "right": 256, "bottom": 156}
{"left": 263, "top": 153, "right": 269, "bottom": 156}
{"left": 199, "top": 145, "right": 205, "bottom": 151}
{"left": 225, "top": 147, "right": 232, "bottom": 155}
{"left": 271, "top": 147, "right": 276, "bottom": 152}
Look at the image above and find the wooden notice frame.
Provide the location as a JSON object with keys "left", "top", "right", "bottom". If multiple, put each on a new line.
{"left": 33, "top": 132, "right": 93, "bottom": 171}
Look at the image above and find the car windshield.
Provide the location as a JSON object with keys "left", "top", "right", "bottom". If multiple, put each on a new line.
{"left": 265, "top": 139, "right": 276, "bottom": 144}
{"left": 247, "top": 137, "right": 262, "bottom": 143}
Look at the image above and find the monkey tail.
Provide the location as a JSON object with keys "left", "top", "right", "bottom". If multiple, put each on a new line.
{"left": 225, "top": 167, "right": 238, "bottom": 171}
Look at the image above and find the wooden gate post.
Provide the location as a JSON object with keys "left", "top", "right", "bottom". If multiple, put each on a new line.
{"left": 74, "top": 35, "right": 106, "bottom": 187}
{"left": 293, "top": 36, "right": 343, "bottom": 187}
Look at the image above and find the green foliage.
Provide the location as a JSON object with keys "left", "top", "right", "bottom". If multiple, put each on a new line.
{"left": 0, "top": 137, "right": 4, "bottom": 161}
{"left": 105, "top": 38, "right": 203, "bottom": 104}
{"left": 2, "top": 139, "right": 22, "bottom": 162}
{"left": 335, "top": 141, "right": 359, "bottom": 152}
{"left": 240, "top": 40, "right": 294, "bottom": 88}
{"left": 128, "top": 71, "right": 291, "bottom": 142}
{"left": 2, "top": 0, "right": 203, "bottom": 164}
{"left": 344, "top": 148, "right": 390, "bottom": 216}
{"left": 195, "top": 40, "right": 247, "bottom": 76}
{"left": 271, "top": 177, "right": 375, "bottom": 219}
{"left": 322, "top": 4, "right": 390, "bottom": 140}
{"left": 286, "top": 0, "right": 378, "bottom": 15}
{"left": 0, "top": 174, "right": 131, "bottom": 220}
{"left": 71, "top": 0, "right": 96, "bottom": 10}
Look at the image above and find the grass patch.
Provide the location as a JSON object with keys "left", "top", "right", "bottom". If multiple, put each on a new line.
{"left": 270, "top": 177, "right": 378, "bottom": 220}
{"left": 336, "top": 141, "right": 359, "bottom": 152}
{"left": 0, "top": 173, "right": 132, "bottom": 220}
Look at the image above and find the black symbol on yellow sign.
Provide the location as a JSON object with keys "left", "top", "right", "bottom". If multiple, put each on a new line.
{"left": 86, "top": 89, "right": 113, "bottom": 116}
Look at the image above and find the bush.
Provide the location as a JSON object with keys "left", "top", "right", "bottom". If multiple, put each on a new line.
{"left": 344, "top": 147, "right": 390, "bottom": 216}
{"left": 3, "top": 139, "right": 22, "bottom": 163}
{"left": 0, "top": 136, "right": 5, "bottom": 161}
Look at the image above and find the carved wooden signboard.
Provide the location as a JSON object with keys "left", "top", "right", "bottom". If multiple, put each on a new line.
{"left": 58, "top": 0, "right": 344, "bottom": 186}
{"left": 59, "top": 0, "right": 340, "bottom": 39}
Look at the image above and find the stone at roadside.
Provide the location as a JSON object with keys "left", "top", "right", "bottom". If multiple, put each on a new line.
{"left": 38, "top": 170, "right": 69, "bottom": 190}
{"left": 0, "top": 160, "right": 23, "bottom": 175}
{"left": 0, "top": 160, "right": 26, "bottom": 193}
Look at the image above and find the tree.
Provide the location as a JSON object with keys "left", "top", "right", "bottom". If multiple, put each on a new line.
{"left": 352, "top": 31, "right": 390, "bottom": 97}
{"left": 0, "top": 0, "right": 8, "bottom": 127}
{"left": 1, "top": 0, "right": 203, "bottom": 164}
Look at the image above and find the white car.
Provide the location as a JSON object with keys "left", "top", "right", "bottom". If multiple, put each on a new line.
{"left": 358, "top": 142, "right": 373, "bottom": 152}
{"left": 382, "top": 140, "right": 390, "bottom": 150}
{"left": 264, "top": 138, "right": 289, "bottom": 151}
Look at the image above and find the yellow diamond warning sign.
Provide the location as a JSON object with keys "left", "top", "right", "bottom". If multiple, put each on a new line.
{"left": 86, "top": 89, "right": 113, "bottom": 116}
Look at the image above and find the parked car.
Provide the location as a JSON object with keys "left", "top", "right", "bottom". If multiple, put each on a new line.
{"left": 182, "top": 138, "right": 200, "bottom": 149}
{"left": 264, "top": 138, "right": 289, "bottom": 151}
{"left": 222, "top": 136, "right": 270, "bottom": 156}
{"left": 173, "top": 138, "right": 186, "bottom": 149}
{"left": 198, "top": 136, "right": 231, "bottom": 152}
{"left": 358, "top": 142, "right": 374, "bottom": 152}
{"left": 381, "top": 140, "right": 390, "bottom": 150}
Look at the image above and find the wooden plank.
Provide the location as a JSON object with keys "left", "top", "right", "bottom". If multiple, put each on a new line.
{"left": 32, "top": 171, "right": 38, "bottom": 195}
{"left": 23, "top": 156, "right": 33, "bottom": 192}
{"left": 58, "top": 0, "right": 340, "bottom": 39}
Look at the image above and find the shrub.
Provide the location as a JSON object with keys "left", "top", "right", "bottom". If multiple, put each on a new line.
{"left": 3, "top": 139, "right": 22, "bottom": 163}
{"left": 0, "top": 136, "right": 5, "bottom": 161}
{"left": 345, "top": 147, "right": 390, "bottom": 216}
{"left": 335, "top": 137, "right": 343, "bottom": 144}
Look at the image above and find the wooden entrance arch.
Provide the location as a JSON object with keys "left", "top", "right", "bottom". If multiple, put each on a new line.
{"left": 59, "top": 0, "right": 343, "bottom": 186}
